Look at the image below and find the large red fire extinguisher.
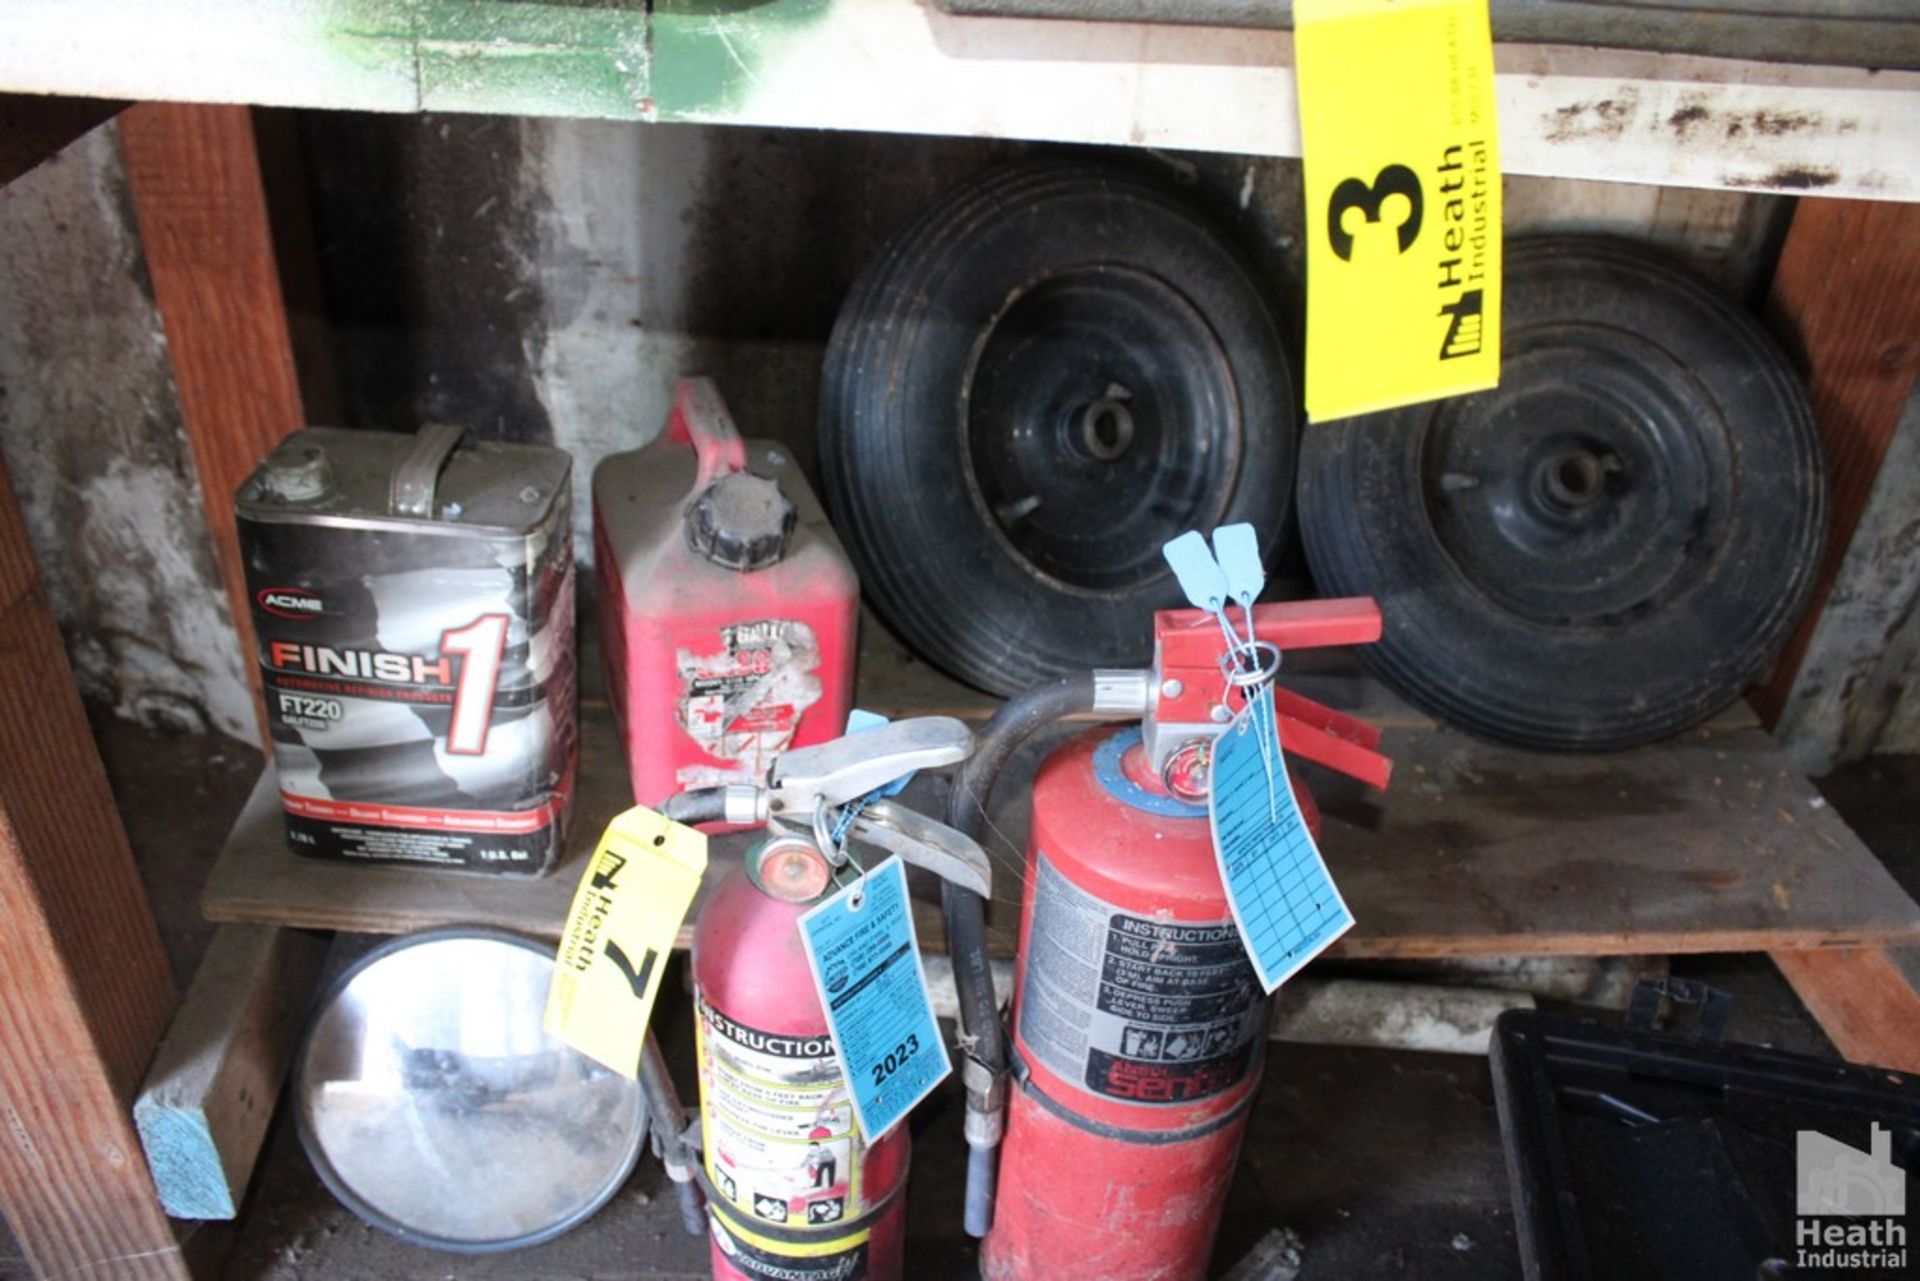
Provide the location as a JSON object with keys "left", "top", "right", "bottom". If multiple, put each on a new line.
{"left": 944, "top": 598, "right": 1391, "bottom": 1280}
{"left": 657, "top": 717, "right": 988, "bottom": 1281}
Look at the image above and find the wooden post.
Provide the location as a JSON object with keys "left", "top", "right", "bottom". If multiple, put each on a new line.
{"left": 118, "top": 103, "right": 309, "bottom": 747}
{"left": 1755, "top": 199, "right": 1920, "bottom": 725}
{"left": 1774, "top": 948, "right": 1920, "bottom": 1075}
{"left": 134, "top": 925, "right": 327, "bottom": 1221}
{"left": 0, "top": 452, "right": 188, "bottom": 1280}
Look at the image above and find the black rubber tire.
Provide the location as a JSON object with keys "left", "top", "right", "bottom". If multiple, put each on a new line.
{"left": 1298, "top": 236, "right": 1826, "bottom": 751}
{"left": 820, "top": 162, "right": 1297, "bottom": 695}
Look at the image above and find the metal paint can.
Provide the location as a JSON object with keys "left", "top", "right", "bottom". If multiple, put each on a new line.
{"left": 237, "top": 423, "right": 576, "bottom": 876}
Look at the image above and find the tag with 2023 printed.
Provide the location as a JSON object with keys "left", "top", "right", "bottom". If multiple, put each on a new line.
{"left": 799, "top": 857, "right": 949, "bottom": 1140}
{"left": 545, "top": 807, "right": 708, "bottom": 1076}
{"left": 1296, "top": 0, "right": 1502, "bottom": 421}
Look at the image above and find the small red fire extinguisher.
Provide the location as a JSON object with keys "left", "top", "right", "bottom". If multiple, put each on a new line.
{"left": 936, "top": 597, "right": 1392, "bottom": 1280}
{"left": 651, "top": 717, "right": 991, "bottom": 1281}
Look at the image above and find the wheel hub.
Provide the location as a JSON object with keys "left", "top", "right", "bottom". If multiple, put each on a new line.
{"left": 1421, "top": 327, "right": 1735, "bottom": 629}
{"left": 961, "top": 265, "right": 1242, "bottom": 594}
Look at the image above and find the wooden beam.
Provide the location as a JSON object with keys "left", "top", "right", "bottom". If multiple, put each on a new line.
{"left": 1774, "top": 947, "right": 1920, "bottom": 1074}
{"left": 0, "top": 93, "right": 124, "bottom": 188}
{"left": 0, "top": 451, "right": 187, "bottom": 1279}
{"left": 1755, "top": 199, "right": 1920, "bottom": 724}
{"left": 118, "top": 103, "right": 307, "bottom": 747}
{"left": 134, "top": 925, "right": 327, "bottom": 1222}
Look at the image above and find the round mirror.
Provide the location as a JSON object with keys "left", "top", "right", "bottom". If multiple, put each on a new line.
{"left": 295, "top": 929, "right": 647, "bottom": 1252}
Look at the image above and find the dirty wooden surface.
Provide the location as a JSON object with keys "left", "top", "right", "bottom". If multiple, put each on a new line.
{"left": 201, "top": 653, "right": 1920, "bottom": 958}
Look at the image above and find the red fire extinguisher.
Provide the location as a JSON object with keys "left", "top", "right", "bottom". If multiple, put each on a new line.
{"left": 942, "top": 598, "right": 1391, "bottom": 1280}
{"left": 654, "top": 717, "right": 990, "bottom": 1281}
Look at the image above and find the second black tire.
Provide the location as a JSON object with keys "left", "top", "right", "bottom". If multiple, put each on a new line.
{"left": 819, "top": 162, "right": 1298, "bottom": 696}
{"left": 1298, "top": 236, "right": 1826, "bottom": 751}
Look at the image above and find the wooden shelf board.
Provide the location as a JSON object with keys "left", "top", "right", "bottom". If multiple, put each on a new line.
{"left": 2, "top": 1, "right": 1918, "bottom": 199}
{"left": 201, "top": 685, "right": 1920, "bottom": 960}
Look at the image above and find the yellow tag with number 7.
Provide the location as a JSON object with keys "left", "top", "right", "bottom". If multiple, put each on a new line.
{"left": 1296, "top": 0, "right": 1502, "bottom": 422}
{"left": 544, "top": 806, "right": 707, "bottom": 1077}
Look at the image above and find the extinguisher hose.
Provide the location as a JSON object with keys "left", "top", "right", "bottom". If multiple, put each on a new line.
{"left": 944, "top": 669, "right": 1146, "bottom": 1236}
{"left": 660, "top": 787, "right": 730, "bottom": 826}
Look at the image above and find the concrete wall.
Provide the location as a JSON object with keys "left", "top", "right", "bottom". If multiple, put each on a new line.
{"left": 1778, "top": 382, "right": 1920, "bottom": 774}
{"left": 0, "top": 125, "right": 255, "bottom": 743}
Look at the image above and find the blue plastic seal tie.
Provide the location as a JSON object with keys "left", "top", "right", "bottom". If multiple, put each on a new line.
{"left": 1162, "top": 531, "right": 1230, "bottom": 612}
{"left": 1211, "top": 523, "right": 1264, "bottom": 609}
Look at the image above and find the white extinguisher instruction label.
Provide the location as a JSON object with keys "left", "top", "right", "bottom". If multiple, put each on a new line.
{"left": 1018, "top": 853, "right": 1268, "bottom": 1105}
{"left": 695, "top": 998, "right": 865, "bottom": 1230}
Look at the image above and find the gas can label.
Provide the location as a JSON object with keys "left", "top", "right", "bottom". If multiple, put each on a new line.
{"left": 675, "top": 619, "right": 822, "bottom": 788}
{"left": 696, "top": 997, "right": 865, "bottom": 1230}
{"left": 710, "top": 1214, "right": 869, "bottom": 1281}
{"left": 1018, "top": 853, "right": 1267, "bottom": 1105}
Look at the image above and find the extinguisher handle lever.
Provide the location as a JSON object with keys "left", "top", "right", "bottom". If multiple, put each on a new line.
{"left": 768, "top": 716, "right": 975, "bottom": 813}
{"left": 844, "top": 798, "right": 992, "bottom": 899}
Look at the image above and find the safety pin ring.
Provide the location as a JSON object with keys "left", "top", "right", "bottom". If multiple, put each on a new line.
{"left": 1218, "top": 640, "right": 1281, "bottom": 689}
{"left": 812, "top": 797, "right": 849, "bottom": 866}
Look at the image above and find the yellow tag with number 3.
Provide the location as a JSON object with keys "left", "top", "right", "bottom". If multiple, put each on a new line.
{"left": 1296, "top": 0, "right": 1502, "bottom": 422}
{"left": 544, "top": 806, "right": 707, "bottom": 1077}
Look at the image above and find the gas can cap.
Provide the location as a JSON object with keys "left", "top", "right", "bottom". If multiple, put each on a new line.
{"left": 259, "top": 442, "right": 335, "bottom": 504}
{"left": 685, "top": 472, "right": 796, "bottom": 572}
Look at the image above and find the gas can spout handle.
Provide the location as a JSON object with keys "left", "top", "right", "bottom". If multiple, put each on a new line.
{"left": 844, "top": 798, "right": 992, "bottom": 899}
{"left": 768, "top": 716, "right": 975, "bottom": 813}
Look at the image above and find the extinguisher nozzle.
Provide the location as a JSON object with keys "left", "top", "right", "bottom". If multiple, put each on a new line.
{"left": 964, "top": 1144, "right": 998, "bottom": 1239}
{"left": 673, "top": 1177, "right": 708, "bottom": 1238}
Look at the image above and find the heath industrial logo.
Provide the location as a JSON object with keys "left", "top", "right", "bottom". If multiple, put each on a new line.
{"left": 1796, "top": 1123, "right": 1908, "bottom": 1272}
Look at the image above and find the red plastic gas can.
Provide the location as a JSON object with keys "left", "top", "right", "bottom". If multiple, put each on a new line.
{"left": 693, "top": 837, "right": 909, "bottom": 1280}
{"left": 982, "top": 726, "right": 1322, "bottom": 1281}
{"left": 595, "top": 378, "right": 857, "bottom": 811}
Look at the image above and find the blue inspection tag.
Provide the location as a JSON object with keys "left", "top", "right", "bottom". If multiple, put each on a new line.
{"left": 1211, "top": 523, "right": 1264, "bottom": 610}
{"left": 1208, "top": 692, "right": 1354, "bottom": 992}
{"left": 798, "top": 857, "right": 949, "bottom": 1139}
{"left": 1163, "top": 530, "right": 1231, "bottom": 611}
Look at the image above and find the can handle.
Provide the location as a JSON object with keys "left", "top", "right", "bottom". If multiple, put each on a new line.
{"left": 666, "top": 377, "right": 748, "bottom": 493}
{"left": 390, "top": 421, "right": 466, "bottom": 518}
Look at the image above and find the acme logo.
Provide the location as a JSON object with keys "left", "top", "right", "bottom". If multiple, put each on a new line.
{"left": 256, "top": 587, "right": 324, "bottom": 620}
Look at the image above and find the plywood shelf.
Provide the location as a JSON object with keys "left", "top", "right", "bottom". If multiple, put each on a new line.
{"left": 200, "top": 654, "right": 1920, "bottom": 960}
